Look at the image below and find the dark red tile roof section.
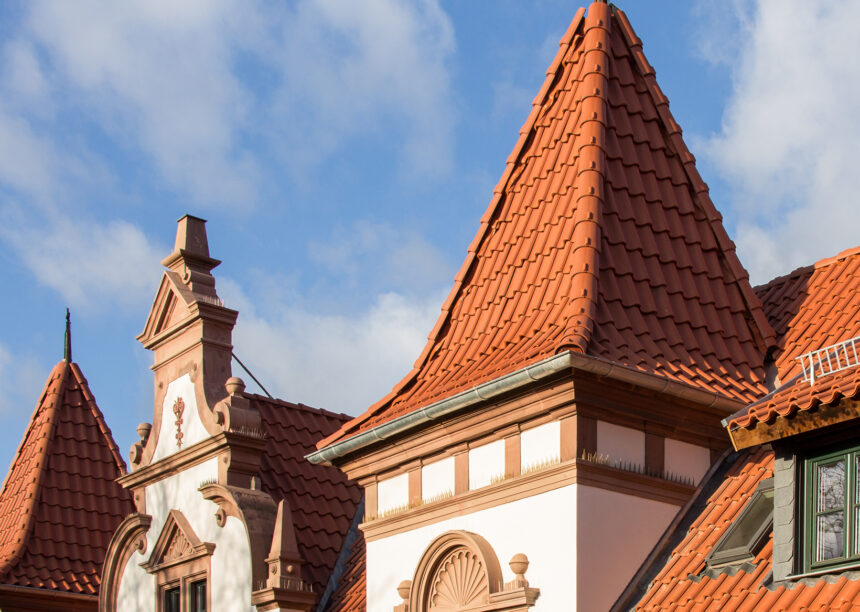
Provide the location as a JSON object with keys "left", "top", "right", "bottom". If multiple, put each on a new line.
{"left": 249, "top": 393, "right": 362, "bottom": 598}
{"left": 0, "top": 360, "right": 134, "bottom": 596}
{"left": 634, "top": 447, "right": 860, "bottom": 610}
{"left": 727, "top": 246, "right": 860, "bottom": 431}
{"left": 322, "top": 528, "right": 366, "bottom": 612}
{"left": 319, "top": 1, "right": 775, "bottom": 450}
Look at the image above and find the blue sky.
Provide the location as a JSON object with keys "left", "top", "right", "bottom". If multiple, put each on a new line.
{"left": 1, "top": 0, "right": 858, "bottom": 474}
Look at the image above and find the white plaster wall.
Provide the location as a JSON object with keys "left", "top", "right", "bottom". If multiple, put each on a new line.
{"left": 520, "top": 421, "right": 560, "bottom": 471}
{"left": 469, "top": 439, "right": 505, "bottom": 490}
{"left": 116, "top": 458, "right": 254, "bottom": 612}
{"left": 366, "top": 484, "right": 577, "bottom": 611}
{"left": 597, "top": 420, "right": 645, "bottom": 467}
{"left": 665, "top": 438, "right": 711, "bottom": 485}
{"left": 152, "top": 374, "right": 210, "bottom": 461}
{"left": 378, "top": 472, "right": 409, "bottom": 515}
{"left": 422, "top": 456, "right": 454, "bottom": 502}
{"left": 576, "top": 485, "right": 678, "bottom": 611}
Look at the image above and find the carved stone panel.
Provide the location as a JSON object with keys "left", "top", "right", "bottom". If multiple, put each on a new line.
{"left": 428, "top": 547, "right": 489, "bottom": 610}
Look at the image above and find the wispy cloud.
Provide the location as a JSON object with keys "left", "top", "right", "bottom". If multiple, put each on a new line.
{"left": 699, "top": 0, "right": 860, "bottom": 282}
{"left": 263, "top": 0, "right": 456, "bottom": 178}
{"left": 1, "top": 217, "right": 164, "bottom": 312}
{"left": 308, "top": 220, "right": 453, "bottom": 295}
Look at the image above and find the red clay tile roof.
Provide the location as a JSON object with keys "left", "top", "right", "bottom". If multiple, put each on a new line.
{"left": 728, "top": 246, "right": 860, "bottom": 431}
{"left": 320, "top": 1, "right": 774, "bottom": 449}
{"left": 635, "top": 447, "right": 860, "bottom": 610}
{"left": 0, "top": 360, "right": 134, "bottom": 596}
{"left": 323, "top": 527, "right": 366, "bottom": 612}
{"left": 251, "top": 393, "right": 362, "bottom": 598}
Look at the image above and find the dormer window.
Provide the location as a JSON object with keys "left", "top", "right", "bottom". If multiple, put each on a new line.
{"left": 804, "top": 445, "right": 860, "bottom": 571}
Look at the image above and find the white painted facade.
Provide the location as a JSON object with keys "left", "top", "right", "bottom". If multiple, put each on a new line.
{"left": 665, "top": 437, "right": 711, "bottom": 485}
{"left": 366, "top": 484, "right": 577, "bottom": 611}
{"left": 597, "top": 420, "right": 645, "bottom": 467}
{"left": 520, "top": 421, "right": 561, "bottom": 471}
{"left": 152, "top": 374, "right": 210, "bottom": 462}
{"left": 421, "top": 456, "right": 454, "bottom": 502}
{"left": 365, "top": 482, "right": 678, "bottom": 611}
{"left": 468, "top": 439, "right": 505, "bottom": 489}
{"left": 378, "top": 472, "right": 409, "bottom": 515}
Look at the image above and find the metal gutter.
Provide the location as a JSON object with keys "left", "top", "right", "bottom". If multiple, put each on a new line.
{"left": 306, "top": 351, "right": 746, "bottom": 465}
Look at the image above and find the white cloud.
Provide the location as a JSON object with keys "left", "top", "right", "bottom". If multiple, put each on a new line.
{"left": 701, "top": 0, "right": 860, "bottom": 282}
{"left": 264, "top": 0, "right": 456, "bottom": 178}
{"left": 219, "top": 278, "right": 444, "bottom": 414}
{"left": 308, "top": 220, "right": 453, "bottom": 294}
{"left": 1, "top": 217, "right": 164, "bottom": 312}
{"left": 23, "top": 0, "right": 260, "bottom": 207}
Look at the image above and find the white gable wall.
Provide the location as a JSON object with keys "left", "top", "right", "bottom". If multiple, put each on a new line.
{"left": 115, "top": 457, "right": 254, "bottom": 612}
{"left": 152, "top": 374, "right": 210, "bottom": 462}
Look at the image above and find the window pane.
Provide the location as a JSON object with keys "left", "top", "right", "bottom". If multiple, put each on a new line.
{"left": 164, "top": 587, "right": 180, "bottom": 612}
{"left": 856, "top": 455, "right": 860, "bottom": 504}
{"left": 817, "top": 512, "right": 844, "bottom": 561}
{"left": 818, "top": 460, "right": 845, "bottom": 512}
{"left": 191, "top": 580, "right": 206, "bottom": 612}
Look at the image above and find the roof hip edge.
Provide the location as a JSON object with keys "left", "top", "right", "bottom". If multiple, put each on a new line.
{"left": 0, "top": 361, "right": 68, "bottom": 579}
{"left": 556, "top": 1, "right": 611, "bottom": 354}
{"left": 316, "top": 7, "right": 591, "bottom": 449}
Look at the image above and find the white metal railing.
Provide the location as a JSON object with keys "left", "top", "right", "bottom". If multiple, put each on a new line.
{"left": 796, "top": 336, "right": 860, "bottom": 386}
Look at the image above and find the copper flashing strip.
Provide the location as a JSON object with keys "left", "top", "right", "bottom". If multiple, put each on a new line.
{"left": 306, "top": 351, "right": 744, "bottom": 465}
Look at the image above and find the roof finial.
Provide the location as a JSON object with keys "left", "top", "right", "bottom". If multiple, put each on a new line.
{"left": 64, "top": 308, "right": 72, "bottom": 362}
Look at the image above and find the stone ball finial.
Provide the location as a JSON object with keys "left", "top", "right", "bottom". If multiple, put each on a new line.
{"left": 136, "top": 422, "right": 152, "bottom": 443}
{"left": 509, "top": 553, "right": 529, "bottom": 579}
{"left": 225, "top": 377, "right": 246, "bottom": 396}
{"left": 397, "top": 580, "right": 412, "bottom": 601}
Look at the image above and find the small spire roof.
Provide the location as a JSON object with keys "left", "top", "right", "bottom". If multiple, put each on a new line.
{"left": 320, "top": 1, "right": 776, "bottom": 449}
{"left": 0, "top": 356, "right": 133, "bottom": 596}
{"left": 64, "top": 308, "right": 72, "bottom": 362}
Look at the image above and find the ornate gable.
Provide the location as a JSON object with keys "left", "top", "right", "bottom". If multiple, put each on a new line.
{"left": 141, "top": 510, "right": 214, "bottom": 573}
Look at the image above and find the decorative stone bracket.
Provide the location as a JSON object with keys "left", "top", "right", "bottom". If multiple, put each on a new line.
{"left": 396, "top": 530, "right": 539, "bottom": 611}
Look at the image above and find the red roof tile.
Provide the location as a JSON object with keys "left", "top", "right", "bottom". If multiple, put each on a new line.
{"left": 728, "top": 246, "right": 860, "bottom": 431}
{"left": 320, "top": 1, "right": 774, "bottom": 449}
{"left": 634, "top": 448, "right": 860, "bottom": 610}
{"left": 323, "top": 528, "right": 366, "bottom": 612}
{"left": 250, "top": 394, "right": 362, "bottom": 598}
{"left": 0, "top": 360, "right": 134, "bottom": 596}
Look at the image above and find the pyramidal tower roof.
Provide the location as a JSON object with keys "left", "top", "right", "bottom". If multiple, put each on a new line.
{"left": 321, "top": 1, "right": 775, "bottom": 448}
{"left": 0, "top": 340, "right": 133, "bottom": 598}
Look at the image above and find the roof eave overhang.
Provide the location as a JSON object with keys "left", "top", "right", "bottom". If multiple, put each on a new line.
{"left": 306, "top": 351, "right": 745, "bottom": 465}
{"left": 727, "top": 395, "right": 860, "bottom": 451}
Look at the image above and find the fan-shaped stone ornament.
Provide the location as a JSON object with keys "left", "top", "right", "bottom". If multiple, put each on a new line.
{"left": 429, "top": 548, "right": 489, "bottom": 610}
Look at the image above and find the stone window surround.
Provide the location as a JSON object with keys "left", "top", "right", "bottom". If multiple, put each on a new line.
{"left": 141, "top": 510, "right": 214, "bottom": 612}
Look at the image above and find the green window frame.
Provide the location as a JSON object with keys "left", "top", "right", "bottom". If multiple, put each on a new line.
{"left": 804, "top": 445, "right": 860, "bottom": 571}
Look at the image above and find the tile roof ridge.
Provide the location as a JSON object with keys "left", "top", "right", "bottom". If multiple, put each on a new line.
{"left": 555, "top": 1, "right": 611, "bottom": 353}
{"left": 317, "top": 6, "right": 590, "bottom": 451}
{"left": 813, "top": 244, "right": 860, "bottom": 270}
{"left": 0, "top": 360, "right": 69, "bottom": 581}
{"left": 613, "top": 4, "right": 777, "bottom": 354}
{"left": 753, "top": 262, "right": 815, "bottom": 294}
{"left": 243, "top": 391, "right": 351, "bottom": 422}
{"left": 68, "top": 362, "right": 127, "bottom": 475}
